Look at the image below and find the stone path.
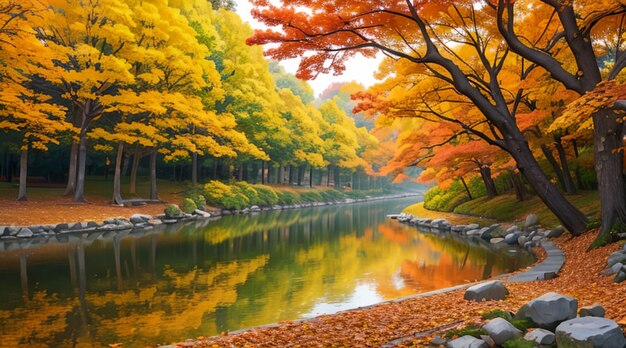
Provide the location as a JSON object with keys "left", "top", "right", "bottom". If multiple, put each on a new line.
{"left": 506, "top": 241, "right": 565, "bottom": 282}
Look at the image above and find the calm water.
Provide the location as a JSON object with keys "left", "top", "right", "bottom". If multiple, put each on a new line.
{"left": 0, "top": 197, "right": 534, "bottom": 347}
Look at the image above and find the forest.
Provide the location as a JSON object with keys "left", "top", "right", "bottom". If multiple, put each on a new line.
{"left": 0, "top": 0, "right": 392, "bottom": 208}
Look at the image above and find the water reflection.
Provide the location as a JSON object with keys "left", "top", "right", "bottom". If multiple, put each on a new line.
{"left": 0, "top": 198, "right": 534, "bottom": 347}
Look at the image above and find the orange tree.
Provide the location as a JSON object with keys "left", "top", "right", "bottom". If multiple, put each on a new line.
{"left": 247, "top": 0, "right": 589, "bottom": 235}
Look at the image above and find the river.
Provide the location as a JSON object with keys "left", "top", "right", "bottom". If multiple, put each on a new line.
{"left": 0, "top": 197, "right": 534, "bottom": 347}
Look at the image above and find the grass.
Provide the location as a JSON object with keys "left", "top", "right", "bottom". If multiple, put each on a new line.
{"left": 404, "top": 190, "right": 600, "bottom": 229}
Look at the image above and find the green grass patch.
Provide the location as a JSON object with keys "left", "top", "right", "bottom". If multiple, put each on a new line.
{"left": 444, "top": 327, "right": 486, "bottom": 339}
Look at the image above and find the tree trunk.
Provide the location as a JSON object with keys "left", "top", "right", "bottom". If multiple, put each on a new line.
{"left": 64, "top": 142, "right": 78, "bottom": 196}
{"left": 509, "top": 136, "right": 587, "bottom": 235}
{"left": 73, "top": 117, "right": 89, "bottom": 203}
{"left": 309, "top": 166, "right": 314, "bottom": 188}
{"left": 17, "top": 147, "right": 28, "bottom": 201}
{"left": 192, "top": 152, "right": 198, "bottom": 186}
{"left": 261, "top": 161, "right": 266, "bottom": 184}
{"left": 150, "top": 149, "right": 158, "bottom": 200}
{"left": 121, "top": 153, "right": 130, "bottom": 178}
{"left": 510, "top": 171, "right": 526, "bottom": 202}
{"left": 327, "top": 166, "right": 331, "bottom": 186}
{"left": 541, "top": 144, "right": 566, "bottom": 192}
{"left": 592, "top": 109, "right": 626, "bottom": 244}
{"left": 459, "top": 176, "right": 472, "bottom": 200}
{"left": 479, "top": 165, "right": 497, "bottom": 198}
{"left": 333, "top": 166, "right": 340, "bottom": 189}
{"left": 279, "top": 165, "right": 285, "bottom": 184}
{"left": 129, "top": 150, "right": 140, "bottom": 195}
{"left": 297, "top": 165, "right": 305, "bottom": 186}
{"left": 112, "top": 142, "right": 124, "bottom": 205}
{"left": 554, "top": 135, "right": 577, "bottom": 194}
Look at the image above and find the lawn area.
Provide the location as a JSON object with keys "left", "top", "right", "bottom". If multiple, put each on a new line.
{"left": 404, "top": 190, "right": 600, "bottom": 229}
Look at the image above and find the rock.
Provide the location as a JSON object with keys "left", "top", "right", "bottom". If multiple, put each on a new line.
{"left": 556, "top": 317, "right": 626, "bottom": 348}
{"left": 543, "top": 271, "right": 558, "bottom": 280}
{"left": 483, "top": 317, "right": 522, "bottom": 345}
{"left": 479, "top": 335, "right": 495, "bottom": 347}
{"left": 504, "top": 232, "right": 521, "bottom": 245}
{"left": 193, "top": 209, "right": 211, "bottom": 218}
{"left": 524, "top": 328, "right": 555, "bottom": 345}
{"left": 579, "top": 304, "right": 606, "bottom": 318}
{"left": 464, "top": 281, "right": 509, "bottom": 301}
{"left": 613, "top": 269, "right": 626, "bottom": 283}
{"left": 607, "top": 251, "right": 626, "bottom": 267}
{"left": 17, "top": 228, "right": 33, "bottom": 238}
{"left": 430, "top": 336, "right": 446, "bottom": 346}
{"left": 466, "top": 229, "right": 480, "bottom": 236}
{"left": 547, "top": 225, "right": 565, "bottom": 238}
{"left": 241, "top": 208, "right": 250, "bottom": 214}
{"left": 515, "top": 292, "right": 577, "bottom": 330}
{"left": 524, "top": 214, "right": 538, "bottom": 229}
{"left": 490, "top": 238, "right": 505, "bottom": 244}
{"left": 53, "top": 223, "right": 69, "bottom": 233}
{"left": 130, "top": 214, "right": 152, "bottom": 224}
{"left": 506, "top": 225, "right": 520, "bottom": 234}
{"left": 517, "top": 235, "right": 528, "bottom": 246}
{"left": 601, "top": 262, "right": 623, "bottom": 276}
{"left": 464, "top": 223, "right": 480, "bottom": 232}
{"left": 162, "top": 219, "right": 178, "bottom": 224}
{"left": 532, "top": 235, "right": 544, "bottom": 242}
{"left": 446, "top": 335, "right": 489, "bottom": 348}
{"left": 250, "top": 205, "right": 261, "bottom": 212}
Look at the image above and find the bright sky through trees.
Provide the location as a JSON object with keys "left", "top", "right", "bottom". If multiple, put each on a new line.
{"left": 235, "top": 0, "right": 382, "bottom": 96}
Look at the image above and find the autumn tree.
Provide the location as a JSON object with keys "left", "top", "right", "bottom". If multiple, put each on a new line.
{"left": 494, "top": 0, "right": 626, "bottom": 241}
{"left": 0, "top": 0, "right": 70, "bottom": 201}
{"left": 247, "top": 0, "right": 590, "bottom": 234}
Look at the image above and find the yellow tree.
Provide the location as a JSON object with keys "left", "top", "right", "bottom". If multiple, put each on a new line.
{"left": 0, "top": 0, "right": 70, "bottom": 200}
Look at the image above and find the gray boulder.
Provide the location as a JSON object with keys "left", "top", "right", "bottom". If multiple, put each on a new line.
{"left": 556, "top": 317, "right": 626, "bottom": 348}
{"left": 464, "top": 281, "right": 509, "bottom": 301}
{"left": 524, "top": 214, "right": 538, "bottom": 229}
{"left": 615, "top": 268, "right": 626, "bottom": 283}
{"left": 130, "top": 214, "right": 152, "bottom": 224}
{"left": 193, "top": 209, "right": 211, "bottom": 218}
{"left": 547, "top": 225, "right": 566, "bottom": 238}
{"left": 504, "top": 232, "right": 521, "bottom": 245}
{"left": 17, "top": 228, "right": 33, "bottom": 238}
{"left": 490, "top": 238, "right": 505, "bottom": 244}
{"left": 524, "top": 328, "right": 555, "bottom": 345}
{"left": 579, "top": 304, "right": 606, "bottom": 318}
{"left": 601, "top": 262, "right": 623, "bottom": 276}
{"left": 515, "top": 292, "right": 577, "bottom": 329}
{"left": 446, "top": 335, "right": 489, "bottom": 348}
{"left": 483, "top": 317, "right": 522, "bottom": 345}
{"left": 607, "top": 251, "right": 626, "bottom": 267}
{"left": 518, "top": 235, "right": 528, "bottom": 246}
{"left": 464, "top": 223, "right": 480, "bottom": 232}
{"left": 478, "top": 227, "right": 493, "bottom": 240}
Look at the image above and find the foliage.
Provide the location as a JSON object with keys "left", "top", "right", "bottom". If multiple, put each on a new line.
{"left": 277, "top": 191, "right": 301, "bottom": 205}
{"left": 444, "top": 326, "right": 486, "bottom": 339}
{"left": 300, "top": 191, "right": 324, "bottom": 203}
{"left": 503, "top": 338, "right": 535, "bottom": 348}
{"left": 165, "top": 204, "right": 182, "bottom": 218}
{"left": 423, "top": 181, "right": 471, "bottom": 212}
{"left": 319, "top": 189, "right": 347, "bottom": 202}
{"left": 510, "top": 319, "right": 534, "bottom": 332}
{"left": 253, "top": 185, "right": 280, "bottom": 206}
{"left": 233, "top": 182, "right": 260, "bottom": 206}
{"left": 182, "top": 198, "right": 198, "bottom": 214}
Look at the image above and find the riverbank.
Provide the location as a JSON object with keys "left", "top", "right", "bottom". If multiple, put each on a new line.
{"left": 191, "top": 229, "right": 625, "bottom": 347}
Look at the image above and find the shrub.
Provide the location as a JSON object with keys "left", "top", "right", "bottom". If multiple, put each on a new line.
{"left": 182, "top": 198, "right": 197, "bottom": 214}
{"left": 481, "top": 309, "right": 514, "bottom": 322}
{"left": 164, "top": 204, "right": 182, "bottom": 218}
{"left": 344, "top": 190, "right": 367, "bottom": 199}
{"left": 253, "top": 185, "right": 279, "bottom": 206}
{"left": 203, "top": 180, "right": 233, "bottom": 207}
{"left": 319, "top": 189, "right": 346, "bottom": 202}
{"left": 278, "top": 191, "right": 301, "bottom": 205}
{"left": 233, "top": 181, "right": 260, "bottom": 205}
{"left": 300, "top": 190, "right": 323, "bottom": 202}
{"left": 444, "top": 327, "right": 486, "bottom": 339}
{"left": 221, "top": 193, "right": 249, "bottom": 210}
{"left": 503, "top": 338, "right": 535, "bottom": 348}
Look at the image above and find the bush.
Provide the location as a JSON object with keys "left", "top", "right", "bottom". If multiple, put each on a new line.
{"left": 233, "top": 181, "right": 260, "bottom": 205}
{"left": 164, "top": 204, "right": 182, "bottom": 218}
{"left": 278, "top": 191, "right": 301, "bottom": 205}
{"left": 300, "top": 190, "right": 323, "bottom": 202}
{"left": 444, "top": 327, "right": 486, "bottom": 339}
{"left": 203, "top": 180, "right": 233, "bottom": 207}
{"left": 203, "top": 180, "right": 249, "bottom": 210}
{"left": 344, "top": 190, "right": 367, "bottom": 199}
{"left": 482, "top": 309, "right": 514, "bottom": 322}
{"left": 253, "top": 185, "right": 279, "bottom": 206}
{"left": 503, "top": 338, "right": 535, "bottom": 348}
{"left": 182, "top": 198, "right": 197, "bottom": 214}
{"left": 319, "top": 189, "right": 346, "bottom": 202}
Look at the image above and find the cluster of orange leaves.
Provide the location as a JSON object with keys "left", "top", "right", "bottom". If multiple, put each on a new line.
{"left": 182, "top": 232, "right": 626, "bottom": 347}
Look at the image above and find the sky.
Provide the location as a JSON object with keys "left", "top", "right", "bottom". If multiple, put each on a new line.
{"left": 235, "top": 0, "right": 383, "bottom": 97}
